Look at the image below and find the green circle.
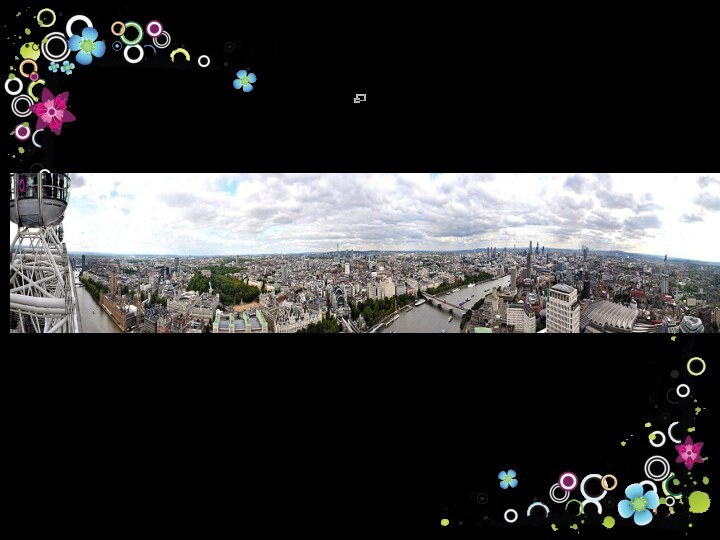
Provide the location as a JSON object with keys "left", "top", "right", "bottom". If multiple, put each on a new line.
{"left": 440, "top": 518, "right": 449, "bottom": 527}
{"left": 687, "top": 357, "right": 706, "bottom": 376}
{"left": 120, "top": 22, "right": 144, "bottom": 46}
{"left": 36, "top": 8, "right": 56, "bottom": 28}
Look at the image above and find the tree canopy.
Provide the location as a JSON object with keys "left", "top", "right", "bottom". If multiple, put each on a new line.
{"left": 297, "top": 318, "right": 341, "bottom": 333}
{"left": 188, "top": 265, "right": 260, "bottom": 306}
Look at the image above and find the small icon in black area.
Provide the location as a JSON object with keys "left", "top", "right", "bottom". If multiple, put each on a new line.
{"left": 353, "top": 93, "right": 366, "bottom": 103}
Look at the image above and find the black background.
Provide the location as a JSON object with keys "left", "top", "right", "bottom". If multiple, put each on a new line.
{"left": 5, "top": 0, "right": 720, "bottom": 172}
{"left": 4, "top": 2, "right": 718, "bottom": 537}
{"left": 13, "top": 336, "right": 718, "bottom": 538}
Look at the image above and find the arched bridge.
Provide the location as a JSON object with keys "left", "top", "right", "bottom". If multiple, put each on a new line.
{"left": 421, "top": 292, "right": 470, "bottom": 312}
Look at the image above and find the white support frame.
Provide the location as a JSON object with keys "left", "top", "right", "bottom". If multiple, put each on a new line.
{"left": 9, "top": 226, "right": 82, "bottom": 333}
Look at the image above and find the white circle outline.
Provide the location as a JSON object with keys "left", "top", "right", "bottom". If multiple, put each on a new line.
{"left": 639, "top": 480, "right": 658, "bottom": 493}
{"left": 580, "top": 474, "right": 607, "bottom": 502}
{"left": 549, "top": 483, "right": 570, "bottom": 503}
{"left": 526, "top": 502, "right": 550, "bottom": 517}
{"left": 41, "top": 32, "right": 70, "bottom": 62}
{"left": 581, "top": 499, "right": 603, "bottom": 515}
{"left": 667, "top": 421, "right": 681, "bottom": 444}
{"left": 5, "top": 77, "right": 24, "bottom": 96}
{"left": 644, "top": 456, "right": 670, "bottom": 482}
{"left": 665, "top": 496, "right": 676, "bottom": 507}
{"left": 649, "top": 430, "right": 667, "bottom": 448}
{"left": 153, "top": 31, "right": 171, "bottom": 49}
{"left": 504, "top": 509, "right": 518, "bottom": 523}
{"left": 676, "top": 384, "right": 690, "bottom": 398}
{"left": 65, "top": 15, "right": 94, "bottom": 38}
{"left": 11, "top": 95, "right": 34, "bottom": 117}
{"left": 197, "top": 55, "right": 210, "bottom": 68}
{"left": 32, "top": 130, "right": 43, "bottom": 148}
{"left": 123, "top": 44, "right": 144, "bottom": 64}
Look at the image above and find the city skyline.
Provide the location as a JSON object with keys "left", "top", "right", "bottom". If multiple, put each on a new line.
{"left": 10, "top": 173, "right": 720, "bottom": 262}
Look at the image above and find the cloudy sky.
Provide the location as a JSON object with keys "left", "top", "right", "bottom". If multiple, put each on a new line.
{"left": 9, "top": 173, "right": 720, "bottom": 261}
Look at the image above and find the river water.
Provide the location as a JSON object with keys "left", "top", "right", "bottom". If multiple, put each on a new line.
{"left": 379, "top": 275, "right": 510, "bottom": 333}
{"left": 76, "top": 284, "right": 122, "bottom": 333}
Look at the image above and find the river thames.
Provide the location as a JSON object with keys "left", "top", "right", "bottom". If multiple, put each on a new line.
{"left": 379, "top": 275, "right": 510, "bottom": 333}
{"left": 76, "top": 284, "right": 122, "bottom": 333}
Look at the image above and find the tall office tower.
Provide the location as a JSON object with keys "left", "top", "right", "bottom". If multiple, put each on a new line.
{"left": 547, "top": 284, "right": 581, "bottom": 333}
{"left": 546, "top": 254, "right": 549, "bottom": 264}
{"left": 506, "top": 303, "right": 536, "bottom": 333}
{"left": 136, "top": 289, "right": 142, "bottom": 326}
{"left": 661, "top": 254, "right": 670, "bottom": 295}
{"left": 81, "top": 254, "right": 86, "bottom": 275}
{"left": 236, "top": 255, "right": 239, "bottom": 267}
{"left": 510, "top": 266, "right": 517, "bottom": 292}
{"left": 535, "top": 242, "right": 539, "bottom": 256}
{"left": 583, "top": 246, "right": 588, "bottom": 263}
{"left": 698, "top": 306, "right": 713, "bottom": 333}
{"left": 541, "top": 246, "right": 544, "bottom": 256}
{"left": 527, "top": 241, "right": 532, "bottom": 278}
{"left": 345, "top": 262, "right": 350, "bottom": 275}
{"left": 174, "top": 257, "right": 179, "bottom": 273}
{"left": 111, "top": 267, "right": 117, "bottom": 299}
{"left": 582, "top": 279, "right": 591, "bottom": 300}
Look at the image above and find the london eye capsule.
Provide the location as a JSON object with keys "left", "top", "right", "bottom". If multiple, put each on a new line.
{"left": 9, "top": 171, "right": 71, "bottom": 228}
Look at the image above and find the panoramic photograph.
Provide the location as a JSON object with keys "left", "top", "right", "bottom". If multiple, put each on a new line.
{"left": 9, "top": 173, "right": 720, "bottom": 333}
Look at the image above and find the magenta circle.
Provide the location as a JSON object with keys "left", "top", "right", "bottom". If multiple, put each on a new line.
{"left": 15, "top": 125, "right": 30, "bottom": 140}
{"left": 559, "top": 472, "right": 578, "bottom": 492}
{"left": 146, "top": 20, "right": 162, "bottom": 37}
{"left": 19, "top": 177, "right": 26, "bottom": 193}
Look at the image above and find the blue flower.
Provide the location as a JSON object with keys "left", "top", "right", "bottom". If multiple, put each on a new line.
{"left": 68, "top": 26, "right": 106, "bottom": 66}
{"left": 233, "top": 69, "right": 257, "bottom": 92}
{"left": 498, "top": 469, "right": 518, "bottom": 489}
{"left": 49, "top": 62, "right": 60, "bottom": 73}
{"left": 618, "top": 483, "right": 660, "bottom": 526}
{"left": 60, "top": 61, "right": 75, "bottom": 75}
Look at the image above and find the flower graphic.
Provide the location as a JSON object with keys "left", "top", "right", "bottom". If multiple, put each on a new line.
{"left": 68, "top": 26, "right": 106, "bottom": 66}
{"left": 30, "top": 88, "right": 77, "bottom": 135}
{"left": 233, "top": 69, "right": 256, "bottom": 92}
{"left": 49, "top": 61, "right": 59, "bottom": 73}
{"left": 618, "top": 483, "right": 660, "bottom": 526}
{"left": 498, "top": 469, "right": 518, "bottom": 489}
{"left": 60, "top": 61, "right": 75, "bottom": 75}
{"left": 675, "top": 436, "right": 704, "bottom": 470}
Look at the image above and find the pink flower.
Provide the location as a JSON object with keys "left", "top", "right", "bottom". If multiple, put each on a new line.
{"left": 31, "top": 88, "right": 77, "bottom": 136}
{"left": 675, "top": 435, "right": 704, "bottom": 470}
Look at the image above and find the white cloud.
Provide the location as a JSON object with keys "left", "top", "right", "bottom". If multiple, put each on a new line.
{"left": 9, "top": 173, "right": 720, "bottom": 261}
